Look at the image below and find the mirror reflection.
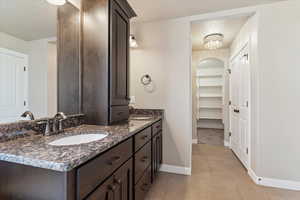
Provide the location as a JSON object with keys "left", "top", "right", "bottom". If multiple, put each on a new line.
{"left": 0, "top": 0, "right": 79, "bottom": 124}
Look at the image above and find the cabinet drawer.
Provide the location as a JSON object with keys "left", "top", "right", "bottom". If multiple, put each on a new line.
{"left": 110, "top": 106, "right": 129, "bottom": 123}
{"left": 134, "top": 127, "right": 151, "bottom": 152}
{"left": 77, "top": 138, "right": 133, "bottom": 200}
{"left": 135, "top": 166, "right": 151, "bottom": 200}
{"left": 152, "top": 120, "right": 162, "bottom": 136}
{"left": 135, "top": 141, "right": 151, "bottom": 184}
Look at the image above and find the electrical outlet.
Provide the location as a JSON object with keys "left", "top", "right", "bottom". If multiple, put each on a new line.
{"left": 130, "top": 96, "right": 136, "bottom": 104}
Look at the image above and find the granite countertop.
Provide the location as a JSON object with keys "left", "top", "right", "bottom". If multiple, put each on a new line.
{"left": 0, "top": 115, "right": 162, "bottom": 172}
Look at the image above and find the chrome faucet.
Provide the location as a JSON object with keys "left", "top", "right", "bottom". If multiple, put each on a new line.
{"left": 21, "top": 111, "right": 35, "bottom": 120}
{"left": 53, "top": 112, "right": 67, "bottom": 133}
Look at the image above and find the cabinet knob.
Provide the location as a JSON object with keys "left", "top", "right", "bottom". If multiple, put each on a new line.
{"left": 141, "top": 135, "right": 148, "bottom": 140}
{"left": 114, "top": 178, "right": 121, "bottom": 185}
{"left": 141, "top": 156, "right": 148, "bottom": 162}
{"left": 108, "top": 184, "right": 116, "bottom": 191}
{"left": 108, "top": 156, "right": 121, "bottom": 165}
{"left": 141, "top": 183, "right": 149, "bottom": 191}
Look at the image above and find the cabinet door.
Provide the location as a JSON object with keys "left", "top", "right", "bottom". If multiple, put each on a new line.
{"left": 87, "top": 159, "right": 132, "bottom": 200}
{"left": 152, "top": 132, "right": 162, "bottom": 182}
{"left": 152, "top": 135, "right": 158, "bottom": 182}
{"left": 86, "top": 176, "right": 114, "bottom": 200}
{"left": 110, "top": 0, "right": 130, "bottom": 106}
{"left": 113, "top": 158, "right": 133, "bottom": 200}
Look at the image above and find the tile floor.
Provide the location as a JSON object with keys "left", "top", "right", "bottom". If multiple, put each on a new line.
{"left": 197, "top": 128, "right": 224, "bottom": 146}
{"left": 145, "top": 144, "right": 300, "bottom": 200}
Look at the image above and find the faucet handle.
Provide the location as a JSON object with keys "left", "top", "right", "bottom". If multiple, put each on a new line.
{"left": 58, "top": 118, "right": 66, "bottom": 131}
{"left": 36, "top": 120, "right": 51, "bottom": 136}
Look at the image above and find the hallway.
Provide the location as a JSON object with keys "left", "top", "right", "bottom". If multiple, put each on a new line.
{"left": 145, "top": 144, "right": 300, "bottom": 200}
{"left": 197, "top": 128, "right": 224, "bottom": 146}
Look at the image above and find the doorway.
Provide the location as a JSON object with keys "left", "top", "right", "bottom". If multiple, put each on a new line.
{"left": 191, "top": 13, "right": 253, "bottom": 170}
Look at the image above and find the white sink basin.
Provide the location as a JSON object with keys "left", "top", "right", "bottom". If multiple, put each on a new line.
{"left": 49, "top": 134, "right": 108, "bottom": 146}
{"left": 131, "top": 116, "right": 153, "bottom": 120}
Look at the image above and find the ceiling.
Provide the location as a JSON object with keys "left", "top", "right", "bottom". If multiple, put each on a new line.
{"left": 192, "top": 16, "right": 249, "bottom": 50}
{"left": 0, "top": 0, "right": 57, "bottom": 41}
{"left": 128, "top": 0, "right": 284, "bottom": 22}
{"left": 0, "top": 0, "right": 284, "bottom": 41}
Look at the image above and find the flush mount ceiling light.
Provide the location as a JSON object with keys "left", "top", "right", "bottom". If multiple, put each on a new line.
{"left": 129, "top": 35, "right": 138, "bottom": 48}
{"left": 204, "top": 33, "right": 224, "bottom": 50}
{"left": 46, "top": 0, "right": 66, "bottom": 6}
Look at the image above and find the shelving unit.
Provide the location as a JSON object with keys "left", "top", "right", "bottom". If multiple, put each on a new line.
{"left": 196, "top": 58, "right": 224, "bottom": 129}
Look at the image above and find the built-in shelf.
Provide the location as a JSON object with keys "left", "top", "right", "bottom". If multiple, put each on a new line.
{"left": 196, "top": 58, "right": 224, "bottom": 125}
{"left": 197, "top": 84, "right": 222, "bottom": 87}
{"left": 198, "top": 94, "right": 222, "bottom": 98}
{"left": 198, "top": 106, "right": 222, "bottom": 109}
{"left": 198, "top": 117, "right": 222, "bottom": 120}
{"left": 196, "top": 74, "right": 222, "bottom": 78}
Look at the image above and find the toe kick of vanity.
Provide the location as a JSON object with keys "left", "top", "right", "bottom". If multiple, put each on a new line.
{"left": 0, "top": 119, "right": 163, "bottom": 200}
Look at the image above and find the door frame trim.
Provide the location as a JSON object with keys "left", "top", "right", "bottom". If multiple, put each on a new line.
{"left": 228, "top": 41, "right": 251, "bottom": 170}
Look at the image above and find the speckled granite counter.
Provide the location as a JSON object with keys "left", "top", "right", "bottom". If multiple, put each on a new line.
{"left": 0, "top": 116, "right": 162, "bottom": 172}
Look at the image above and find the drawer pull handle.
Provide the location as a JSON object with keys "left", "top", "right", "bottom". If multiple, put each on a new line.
{"left": 141, "top": 135, "right": 148, "bottom": 140}
{"left": 117, "top": 112, "right": 123, "bottom": 116}
{"left": 108, "top": 156, "right": 121, "bottom": 165}
{"left": 141, "top": 183, "right": 149, "bottom": 191}
{"left": 141, "top": 156, "right": 148, "bottom": 162}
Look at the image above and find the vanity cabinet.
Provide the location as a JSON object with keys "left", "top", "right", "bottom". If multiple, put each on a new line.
{"left": 0, "top": 119, "right": 162, "bottom": 200}
{"left": 82, "top": 0, "right": 136, "bottom": 125}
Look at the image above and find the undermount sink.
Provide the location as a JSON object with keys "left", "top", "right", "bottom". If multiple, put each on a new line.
{"left": 49, "top": 134, "right": 108, "bottom": 146}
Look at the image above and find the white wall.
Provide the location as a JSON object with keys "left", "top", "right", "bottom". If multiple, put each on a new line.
{"left": 0, "top": 32, "right": 29, "bottom": 54}
{"left": 47, "top": 42, "right": 57, "bottom": 117}
{"left": 131, "top": 0, "right": 300, "bottom": 185}
{"left": 192, "top": 49, "right": 230, "bottom": 141}
{"left": 28, "top": 39, "right": 52, "bottom": 118}
{"left": 130, "top": 19, "right": 192, "bottom": 169}
{"left": 256, "top": 0, "right": 300, "bottom": 182}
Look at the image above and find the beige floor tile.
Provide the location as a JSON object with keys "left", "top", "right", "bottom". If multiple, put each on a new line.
{"left": 145, "top": 144, "right": 300, "bottom": 200}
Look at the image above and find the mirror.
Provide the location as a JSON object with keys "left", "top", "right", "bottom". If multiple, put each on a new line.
{"left": 0, "top": 0, "right": 80, "bottom": 124}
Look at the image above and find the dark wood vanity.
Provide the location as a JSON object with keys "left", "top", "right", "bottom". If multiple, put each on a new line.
{"left": 0, "top": 119, "right": 162, "bottom": 200}
{"left": 78, "top": 120, "right": 162, "bottom": 200}
{"left": 0, "top": 0, "right": 164, "bottom": 199}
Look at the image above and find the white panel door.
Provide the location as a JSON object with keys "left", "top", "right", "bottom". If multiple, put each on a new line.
{"left": 229, "top": 44, "right": 250, "bottom": 169}
{"left": 0, "top": 48, "right": 28, "bottom": 123}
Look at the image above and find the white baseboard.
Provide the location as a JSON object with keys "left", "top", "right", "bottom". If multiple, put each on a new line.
{"left": 248, "top": 168, "right": 300, "bottom": 191}
{"left": 224, "top": 140, "right": 230, "bottom": 147}
{"left": 160, "top": 164, "right": 191, "bottom": 176}
{"left": 259, "top": 177, "right": 300, "bottom": 191}
{"left": 192, "top": 139, "right": 198, "bottom": 144}
{"left": 248, "top": 168, "right": 260, "bottom": 184}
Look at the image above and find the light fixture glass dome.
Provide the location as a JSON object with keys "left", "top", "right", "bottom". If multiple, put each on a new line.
{"left": 204, "top": 33, "right": 224, "bottom": 50}
{"left": 46, "top": 0, "right": 66, "bottom": 6}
